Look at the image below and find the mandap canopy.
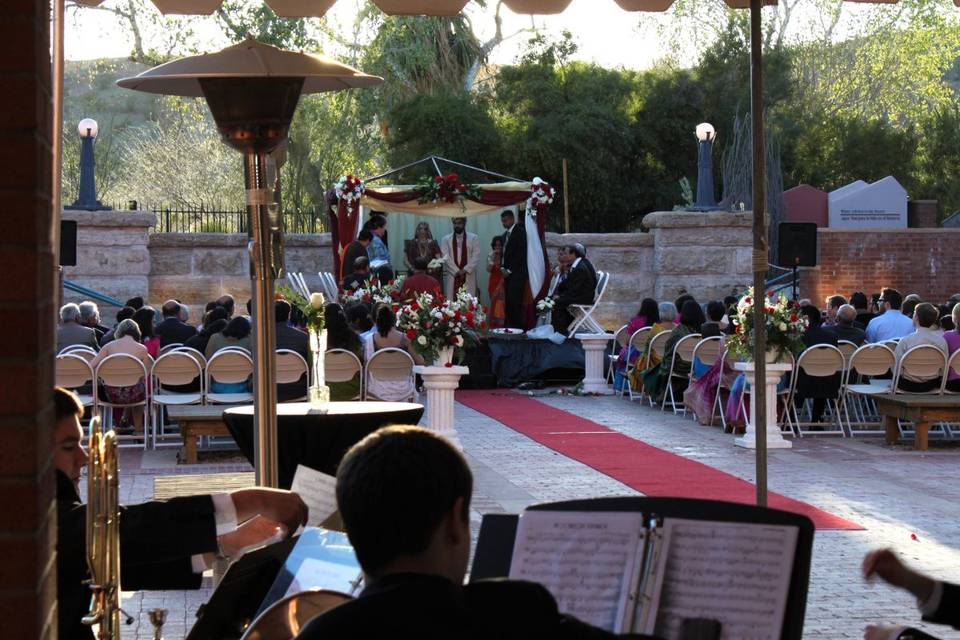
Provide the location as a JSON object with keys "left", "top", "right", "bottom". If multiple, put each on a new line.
{"left": 329, "top": 159, "right": 556, "bottom": 305}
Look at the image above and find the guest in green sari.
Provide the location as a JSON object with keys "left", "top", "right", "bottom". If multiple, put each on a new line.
{"left": 642, "top": 299, "right": 704, "bottom": 402}
{"left": 325, "top": 302, "right": 364, "bottom": 401}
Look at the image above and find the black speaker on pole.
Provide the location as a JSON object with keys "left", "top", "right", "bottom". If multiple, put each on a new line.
{"left": 60, "top": 220, "right": 77, "bottom": 267}
{"left": 777, "top": 222, "right": 817, "bottom": 268}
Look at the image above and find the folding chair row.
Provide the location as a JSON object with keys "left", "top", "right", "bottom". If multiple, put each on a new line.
{"left": 326, "top": 347, "right": 418, "bottom": 402}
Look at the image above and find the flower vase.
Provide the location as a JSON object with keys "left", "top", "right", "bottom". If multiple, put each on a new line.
{"left": 432, "top": 346, "right": 455, "bottom": 367}
{"left": 308, "top": 328, "right": 330, "bottom": 410}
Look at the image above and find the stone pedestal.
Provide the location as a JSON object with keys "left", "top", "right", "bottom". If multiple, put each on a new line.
{"left": 413, "top": 365, "right": 469, "bottom": 449}
{"left": 733, "top": 362, "right": 793, "bottom": 450}
{"left": 576, "top": 333, "right": 615, "bottom": 395}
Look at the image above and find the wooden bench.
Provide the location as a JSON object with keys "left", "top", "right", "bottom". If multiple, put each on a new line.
{"left": 874, "top": 394, "right": 960, "bottom": 451}
{"left": 166, "top": 405, "right": 236, "bottom": 464}
{"left": 153, "top": 472, "right": 255, "bottom": 500}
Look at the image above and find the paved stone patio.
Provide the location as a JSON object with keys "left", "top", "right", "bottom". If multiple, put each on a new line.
{"left": 106, "top": 392, "right": 960, "bottom": 639}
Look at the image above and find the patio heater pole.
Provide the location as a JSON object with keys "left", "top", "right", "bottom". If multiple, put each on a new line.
{"left": 750, "top": 0, "right": 769, "bottom": 507}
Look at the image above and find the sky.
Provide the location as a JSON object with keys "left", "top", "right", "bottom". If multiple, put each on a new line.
{"left": 64, "top": 0, "right": 670, "bottom": 69}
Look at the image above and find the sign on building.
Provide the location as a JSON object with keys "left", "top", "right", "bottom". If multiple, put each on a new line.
{"left": 827, "top": 177, "right": 907, "bottom": 228}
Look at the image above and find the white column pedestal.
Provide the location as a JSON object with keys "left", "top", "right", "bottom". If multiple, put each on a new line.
{"left": 413, "top": 365, "right": 469, "bottom": 449}
{"left": 733, "top": 362, "right": 793, "bottom": 449}
{"left": 575, "top": 333, "right": 615, "bottom": 395}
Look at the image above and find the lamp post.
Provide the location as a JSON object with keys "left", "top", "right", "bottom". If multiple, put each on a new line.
{"left": 66, "top": 118, "right": 110, "bottom": 211}
{"left": 692, "top": 122, "right": 718, "bottom": 211}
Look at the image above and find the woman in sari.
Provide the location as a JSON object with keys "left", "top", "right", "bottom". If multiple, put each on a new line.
{"left": 613, "top": 298, "right": 659, "bottom": 392}
{"left": 403, "top": 222, "right": 442, "bottom": 280}
{"left": 642, "top": 300, "right": 704, "bottom": 403}
{"left": 486, "top": 236, "right": 506, "bottom": 329}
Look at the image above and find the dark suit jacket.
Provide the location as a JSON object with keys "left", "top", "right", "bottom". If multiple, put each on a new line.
{"left": 341, "top": 241, "right": 368, "bottom": 277}
{"left": 501, "top": 223, "right": 528, "bottom": 277}
{"left": 56, "top": 470, "right": 217, "bottom": 640}
{"left": 277, "top": 322, "right": 310, "bottom": 401}
{"left": 57, "top": 323, "right": 99, "bottom": 353}
{"left": 826, "top": 322, "right": 866, "bottom": 346}
{"left": 795, "top": 326, "right": 841, "bottom": 399}
{"left": 155, "top": 317, "right": 198, "bottom": 348}
{"left": 895, "top": 582, "right": 960, "bottom": 638}
{"left": 554, "top": 260, "right": 597, "bottom": 307}
{"left": 296, "top": 572, "right": 646, "bottom": 639}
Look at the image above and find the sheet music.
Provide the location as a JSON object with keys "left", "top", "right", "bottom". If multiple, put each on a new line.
{"left": 638, "top": 518, "right": 798, "bottom": 640}
{"left": 508, "top": 511, "right": 645, "bottom": 632}
{"left": 290, "top": 464, "right": 338, "bottom": 527}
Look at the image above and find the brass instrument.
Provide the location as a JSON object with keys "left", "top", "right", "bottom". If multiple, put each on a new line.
{"left": 82, "top": 417, "right": 123, "bottom": 639}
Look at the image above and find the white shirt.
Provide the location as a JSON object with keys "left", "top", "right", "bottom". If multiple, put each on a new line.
{"left": 866, "top": 309, "right": 915, "bottom": 343}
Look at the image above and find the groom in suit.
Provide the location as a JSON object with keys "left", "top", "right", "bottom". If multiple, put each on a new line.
{"left": 551, "top": 244, "right": 597, "bottom": 335}
{"left": 500, "top": 209, "right": 528, "bottom": 329}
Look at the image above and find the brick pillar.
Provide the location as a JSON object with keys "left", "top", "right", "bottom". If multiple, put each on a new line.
{"left": 0, "top": 1, "right": 57, "bottom": 638}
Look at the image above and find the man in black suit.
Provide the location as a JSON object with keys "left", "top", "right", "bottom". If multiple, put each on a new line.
{"left": 296, "top": 426, "right": 643, "bottom": 639}
{"left": 275, "top": 300, "right": 310, "bottom": 402}
{"left": 500, "top": 209, "right": 528, "bottom": 329}
{"left": 863, "top": 548, "right": 960, "bottom": 639}
{"left": 701, "top": 301, "right": 726, "bottom": 338}
{"left": 551, "top": 244, "right": 598, "bottom": 335}
{"left": 53, "top": 388, "right": 308, "bottom": 640}
{"left": 154, "top": 300, "right": 198, "bottom": 348}
{"left": 341, "top": 229, "right": 372, "bottom": 282}
{"left": 826, "top": 304, "right": 866, "bottom": 346}
{"left": 794, "top": 304, "right": 841, "bottom": 425}
{"left": 341, "top": 256, "right": 372, "bottom": 292}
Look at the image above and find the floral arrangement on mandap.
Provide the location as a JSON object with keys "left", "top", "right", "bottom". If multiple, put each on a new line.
{"left": 334, "top": 174, "right": 365, "bottom": 204}
{"left": 414, "top": 173, "right": 482, "bottom": 211}
{"left": 525, "top": 177, "right": 556, "bottom": 219}
{"left": 396, "top": 289, "right": 487, "bottom": 364}
{"left": 341, "top": 276, "right": 405, "bottom": 306}
{"left": 726, "top": 288, "right": 807, "bottom": 361}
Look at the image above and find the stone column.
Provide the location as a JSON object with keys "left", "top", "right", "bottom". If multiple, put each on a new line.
{"left": 576, "top": 333, "right": 614, "bottom": 394}
{"left": 413, "top": 365, "right": 468, "bottom": 449}
{"left": 733, "top": 362, "right": 793, "bottom": 450}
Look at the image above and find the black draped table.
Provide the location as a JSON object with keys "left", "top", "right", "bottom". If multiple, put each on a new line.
{"left": 223, "top": 402, "right": 424, "bottom": 489}
{"left": 486, "top": 335, "right": 587, "bottom": 387}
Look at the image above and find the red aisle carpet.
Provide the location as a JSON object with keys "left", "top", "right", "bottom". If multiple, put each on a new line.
{"left": 456, "top": 390, "right": 862, "bottom": 530}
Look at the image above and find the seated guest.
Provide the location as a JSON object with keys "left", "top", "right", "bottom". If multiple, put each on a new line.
{"left": 217, "top": 294, "right": 236, "bottom": 319}
{"left": 826, "top": 304, "right": 866, "bottom": 346}
{"left": 398, "top": 256, "right": 442, "bottom": 304}
{"left": 57, "top": 303, "right": 99, "bottom": 353}
{"left": 942, "top": 310, "right": 956, "bottom": 333}
{"left": 275, "top": 300, "right": 309, "bottom": 402}
{"left": 325, "top": 303, "right": 364, "bottom": 401}
{"left": 88, "top": 319, "right": 154, "bottom": 436}
{"left": 206, "top": 315, "right": 252, "bottom": 360}
{"left": 53, "top": 387, "right": 307, "bottom": 640}
{"left": 78, "top": 301, "right": 110, "bottom": 343}
{"left": 861, "top": 547, "right": 960, "bottom": 640}
{"left": 296, "top": 426, "right": 647, "bottom": 639}
{"left": 364, "top": 215, "right": 394, "bottom": 282}
{"left": 795, "top": 304, "right": 840, "bottom": 425}
{"left": 184, "top": 307, "right": 228, "bottom": 354}
{"left": 945, "top": 303, "right": 960, "bottom": 392}
{"left": 364, "top": 307, "right": 421, "bottom": 402}
{"left": 823, "top": 294, "right": 846, "bottom": 327}
{"left": 673, "top": 293, "right": 695, "bottom": 325}
{"left": 341, "top": 256, "right": 372, "bottom": 293}
{"left": 99, "top": 305, "right": 136, "bottom": 347}
{"left": 551, "top": 244, "right": 598, "bottom": 335}
{"left": 613, "top": 298, "right": 660, "bottom": 391}
{"left": 125, "top": 296, "right": 144, "bottom": 311}
{"left": 642, "top": 300, "right": 703, "bottom": 403}
{"left": 866, "top": 288, "right": 915, "bottom": 343}
{"left": 345, "top": 300, "right": 376, "bottom": 342}
{"left": 902, "top": 293, "right": 922, "bottom": 319}
{"left": 850, "top": 291, "right": 874, "bottom": 328}
{"left": 894, "top": 303, "right": 948, "bottom": 392}
{"left": 341, "top": 229, "right": 372, "bottom": 280}
{"left": 155, "top": 299, "right": 198, "bottom": 347}
{"left": 626, "top": 301, "right": 676, "bottom": 394}
{"left": 132, "top": 306, "right": 160, "bottom": 358}
{"left": 701, "top": 300, "right": 726, "bottom": 338}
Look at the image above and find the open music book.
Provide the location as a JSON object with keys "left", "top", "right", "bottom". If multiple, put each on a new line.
{"left": 507, "top": 511, "right": 798, "bottom": 639}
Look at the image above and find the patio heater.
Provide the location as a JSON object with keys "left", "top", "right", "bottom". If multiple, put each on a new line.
{"left": 692, "top": 122, "right": 718, "bottom": 211}
{"left": 118, "top": 38, "right": 382, "bottom": 487}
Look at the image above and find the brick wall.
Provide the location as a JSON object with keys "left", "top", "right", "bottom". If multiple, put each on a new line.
{"left": 0, "top": 1, "right": 58, "bottom": 638}
{"left": 799, "top": 228, "right": 960, "bottom": 304}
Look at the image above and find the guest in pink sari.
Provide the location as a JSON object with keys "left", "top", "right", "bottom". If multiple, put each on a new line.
{"left": 683, "top": 336, "right": 736, "bottom": 425}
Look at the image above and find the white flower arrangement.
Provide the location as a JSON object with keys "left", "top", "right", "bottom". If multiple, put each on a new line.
{"left": 536, "top": 297, "right": 556, "bottom": 314}
{"left": 334, "top": 174, "right": 365, "bottom": 204}
{"left": 525, "top": 176, "right": 556, "bottom": 220}
{"left": 395, "top": 288, "right": 487, "bottom": 363}
{"left": 428, "top": 257, "right": 445, "bottom": 271}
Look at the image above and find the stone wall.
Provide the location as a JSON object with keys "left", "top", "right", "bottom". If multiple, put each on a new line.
{"left": 799, "top": 228, "right": 960, "bottom": 304}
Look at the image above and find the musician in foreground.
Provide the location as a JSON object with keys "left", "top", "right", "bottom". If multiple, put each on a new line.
{"left": 295, "top": 425, "right": 654, "bottom": 639}
{"left": 53, "top": 387, "right": 309, "bottom": 640}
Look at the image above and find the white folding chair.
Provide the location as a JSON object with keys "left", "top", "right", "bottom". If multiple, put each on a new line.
{"left": 711, "top": 348, "right": 734, "bottom": 430}
{"left": 159, "top": 342, "right": 184, "bottom": 354}
{"left": 663, "top": 333, "right": 701, "bottom": 415}
{"left": 276, "top": 349, "right": 310, "bottom": 402}
{"left": 836, "top": 340, "right": 858, "bottom": 371}
{"left": 891, "top": 345, "right": 948, "bottom": 441}
{"left": 366, "top": 348, "right": 416, "bottom": 402}
{"left": 844, "top": 344, "right": 896, "bottom": 436}
{"left": 171, "top": 345, "right": 207, "bottom": 367}
{"left": 688, "top": 336, "right": 723, "bottom": 423}
{"left": 58, "top": 345, "right": 97, "bottom": 360}
{"left": 567, "top": 271, "right": 609, "bottom": 335}
{"left": 151, "top": 351, "right": 204, "bottom": 448}
{"left": 325, "top": 348, "right": 363, "bottom": 401}
{"left": 605, "top": 324, "right": 629, "bottom": 386}
{"left": 205, "top": 350, "right": 254, "bottom": 405}
{"left": 786, "top": 344, "right": 847, "bottom": 437}
{"left": 940, "top": 350, "right": 960, "bottom": 435}
{"left": 56, "top": 353, "right": 96, "bottom": 413}
{"left": 642, "top": 331, "right": 671, "bottom": 406}
{"left": 623, "top": 327, "right": 653, "bottom": 400}
{"left": 95, "top": 353, "right": 151, "bottom": 449}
